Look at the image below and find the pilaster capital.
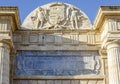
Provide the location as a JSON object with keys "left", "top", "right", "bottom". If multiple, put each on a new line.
{"left": 0, "top": 39, "right": 15, "bottom": 53}
{"left": 99, "top": 49, "right": 107, "bottom": 56}
{"left": 105, "top": 40, "right": 120, "bottom": 50}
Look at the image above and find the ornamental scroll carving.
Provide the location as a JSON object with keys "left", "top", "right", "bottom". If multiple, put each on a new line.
{"left": 22, "top": 2, "right": 92, "bottom": 30}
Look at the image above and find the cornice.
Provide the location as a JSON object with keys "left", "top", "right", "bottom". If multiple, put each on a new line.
{"left": 94, "top": 6, "right": 120, "bottom": 30}
{"left": 15, "top": 29, "right": 95, "bottom": 34}
{"left": 0, "top": 6, "right": 21, "bottom": 30}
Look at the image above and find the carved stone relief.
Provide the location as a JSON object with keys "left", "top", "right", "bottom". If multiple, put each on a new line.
{"left": 38, "top": 34, "right": 44, "bottom": 43}
{"left": 22, "top": 2, "right": 92, "bottom": 30}
{"left": 116, "top": 19, "right": 120, "bottom": 30}
{"left": 16, "top": 51, "right": 101, "bottom": 76}
{"left": 117, "top": 21, "right": 120, "bottom": 30}
{"left": 29, "top": 34, "right": 38, "bottom": 43}
{"left": 0, "top": 19, "right": 9, "bottom": 31}
{"left": 45, "top": 34, "right": 55, "bottom": 43}
{"left": 108, "top": 17, "right": 120, "bottom": 32}
{"left": 13, "top": 32, "right": 83, "bottom": 45}
{"left": 62, "top": 34, "right": 71, "bottom": 43}
{"left": 13, "top": 35, "right": 22, "bottom": 43}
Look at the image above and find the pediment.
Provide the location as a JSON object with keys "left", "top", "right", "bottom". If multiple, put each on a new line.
{"left": 21, "top": 2, "right": 92, "bottom": 30}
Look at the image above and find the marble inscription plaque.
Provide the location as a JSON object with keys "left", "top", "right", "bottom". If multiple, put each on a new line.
{"left": 16, "top": 51, "right": 100, "bottom": 76}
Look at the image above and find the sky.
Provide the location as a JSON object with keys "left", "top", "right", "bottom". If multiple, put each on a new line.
{"left": 0, "top": 0, "right": 120, "bottom": 24}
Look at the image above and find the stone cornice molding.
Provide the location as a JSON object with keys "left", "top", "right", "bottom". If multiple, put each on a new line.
{"left": 101, "top": 39, "right": 120, "bottom": 50}
{"left": 15, "top": 30, "right": 95, "bottom": 34}
{"left": 19, "top": 29, "right": 93, "bottom": 33}
{"left": 94, "top": 6, "right": 120, "bottom": 30}
{"left": 0, "top": 39, "right": 15, "bottom": 52}
{"left": 0, "top": 6, "right": 21, "bottom": 31}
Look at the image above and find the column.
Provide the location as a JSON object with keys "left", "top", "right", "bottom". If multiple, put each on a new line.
{"left": 107, "top": 42, "right": 120, "bottom": 84}
{"left": 0, "top": 42, "right": 10, "bottom": 84}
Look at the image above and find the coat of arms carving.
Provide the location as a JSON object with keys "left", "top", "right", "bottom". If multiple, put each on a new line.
{"left": 22, "top": 2, "right": 92, "bottom": 30}
{"left": 48, "top": 3, "right": 65, "bottom": 26}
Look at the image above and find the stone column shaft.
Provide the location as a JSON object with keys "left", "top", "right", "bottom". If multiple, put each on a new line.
{"left": 107, "top": 42, "right": 120, "bottom": 84}
{"left": 0, "top": 43, "right": 10, "bottom": 84}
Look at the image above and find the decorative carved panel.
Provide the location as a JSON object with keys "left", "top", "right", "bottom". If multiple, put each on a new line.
{"left": 62, "top": 34, "right": 71, "bottom": 43}
{"left": 13, "top": 35, "right": 22, "bottom": 43}
{"left": 22, "top": 2, "right": 92, "bottom": 30}
{"left": 0, "top": 19, "right": 9, "bottom": 31}
{"left": 16, "top": 51, "right": 101, "bottom": 76}
{"left": 29, "top": 34, "right": 38, "bottom": 43}
{"left": 45, "top": 35, "right": 55, "bottom": 43}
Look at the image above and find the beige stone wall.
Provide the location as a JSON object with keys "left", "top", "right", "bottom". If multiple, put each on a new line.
{"left": 13, "top": 79, "right": 103, "bottom": 84}
{"left": 0, "top": 4, "right": 120, "bottom": 84}
{"left": 13, "top": 30, "right": 100, "bottom": 51}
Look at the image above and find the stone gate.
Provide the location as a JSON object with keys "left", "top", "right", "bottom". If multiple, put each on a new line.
{"left": 0, "top": 2, "right": 120, "bottom": 84}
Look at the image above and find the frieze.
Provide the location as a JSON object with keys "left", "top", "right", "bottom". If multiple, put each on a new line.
{"left": 13, "top": 32, "right": 93, "bottom": 44}
{"left": 29, "top": 34, "right": 38, "bottom": 43}
{"left": 16, "top": 51, "right": 101, "bottom": 76}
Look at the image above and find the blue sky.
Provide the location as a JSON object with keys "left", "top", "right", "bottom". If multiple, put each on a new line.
{"left": 0, "top": 0, "right": 120, "bottom": 24}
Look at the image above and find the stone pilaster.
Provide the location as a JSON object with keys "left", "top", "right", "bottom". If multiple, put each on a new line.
{"left": 10, "top": 51, "right": 16, "bottom": 84}
{"left": 0, "top": 7, "right": 20, "bottom": 84}
{"left": 0, "top": 42, "right": 10, "bottom": 84}
{"left": 106, "top": 41, "right": 120, "bottom": 84}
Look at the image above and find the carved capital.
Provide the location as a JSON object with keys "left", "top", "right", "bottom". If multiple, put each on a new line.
{"left": 106, "top": 40, "right": 120, "bottom": 50}
{"left": 99, "top": 49, "right": 107, "bottom": 57}
{"left": 101, "top": 39, "right": 120, "bottom": 51}
{"left": 0, "top": 42, "right": 10, "bottom": 54}
{"left": 0, "top": 39, "right": 15, "bottom": 53}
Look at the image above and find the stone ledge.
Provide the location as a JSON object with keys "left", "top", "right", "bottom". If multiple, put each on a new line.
{"left": 14, "top": 75, "right": 104, "bottom": 80}
{"left": 94, "top": 6, "right": 120, "bottom": 30}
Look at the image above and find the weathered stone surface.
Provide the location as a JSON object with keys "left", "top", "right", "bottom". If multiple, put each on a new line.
{"left": 21, "top": 80, "right": 28, "bottom": 84}
{"left": 62, "top": 80, "right": 70, "bottom": 84}
{"left": 13, "top": 80, "right": 21, "bottom": 84}
{"left": 88, "top": 80, "right": 97, "bottom": 84}
{"left": 46, "top": 80, "right": 54, "bottom": 84}
{"left": 71, "top": 80, "right": 79, "bottom": 84}
{"left": 22, "top": 2, "right": 92, "bottom": 30}
{"left": 16, "top": 51, "right": 100, "bottom": 76}
{"left": 54, "top": 80, "right": 61, "bottom": 84}
{"left": 80, "top": 80, "right": 88, "bottom": 84}
{"left": 1, "top": 3, "right": 120, "bottom": 84}
{"left": 13, "top": 79, "right": 104, "bottom": 84}
{"left": 38, "top": 80, "right": 46, "bottom": 84}
{"left": 28, "top": 80, "right": 37, "bottom": 84}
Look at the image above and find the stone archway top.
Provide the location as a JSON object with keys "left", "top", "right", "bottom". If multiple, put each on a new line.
{"left": 21, "top": 2, "right": 92, "bottom": 30}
